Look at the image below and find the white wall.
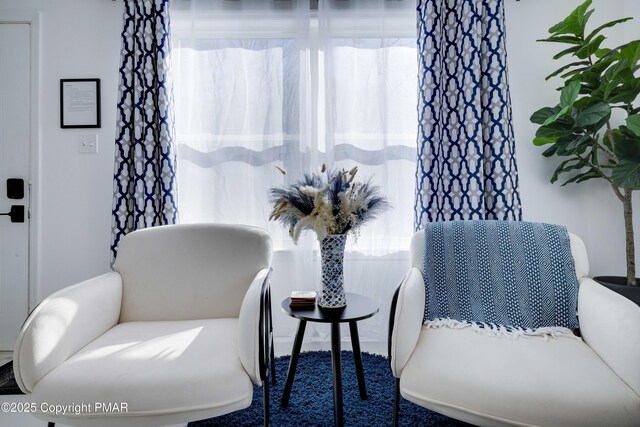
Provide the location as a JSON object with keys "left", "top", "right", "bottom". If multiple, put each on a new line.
{"left": 0, "top": 0, "right": 122, "bottom": 305}
{"left": 0, "top": 0, "right": 638, "bottom": 315}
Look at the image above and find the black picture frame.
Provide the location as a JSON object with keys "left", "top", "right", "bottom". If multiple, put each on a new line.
{"left": 60, "top": 78, "right": 101, "bottom": 128}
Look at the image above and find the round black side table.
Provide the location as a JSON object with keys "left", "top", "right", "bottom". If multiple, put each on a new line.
{"left": 280, "top": 292, "right": 379, "bottom": 427}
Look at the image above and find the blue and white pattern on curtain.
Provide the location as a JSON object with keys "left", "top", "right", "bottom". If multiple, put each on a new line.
{"left": 414, "top": 0, "right": 522, "bottom": 229}
{"left": 111, "top": 0, "right": 178, "bottom": 262}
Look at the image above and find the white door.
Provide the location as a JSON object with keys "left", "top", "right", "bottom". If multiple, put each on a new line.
{"left": 0, "top": 23, "right": 30, "bottom": 350}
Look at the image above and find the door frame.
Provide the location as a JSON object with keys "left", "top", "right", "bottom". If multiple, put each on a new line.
{"left": 0, "top": 12, "right": 41, "bottom": 312}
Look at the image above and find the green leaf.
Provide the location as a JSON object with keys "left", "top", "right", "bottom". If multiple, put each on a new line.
{"left": 560, "top": 81, "right": 581, "bottom": 108}
{"left": 537, "top": 35, "right": 583, "bottom": 45}
{"left": 611, "top": 128, "right": 626, "bottom": 144}
{"left": 549, "top": 0, "right": 593, "bottom": 36}
{"left": 551, "top": 159, "right": 587, "bottom": 183}
{"left": 554, "top": 46, "right": 581, "bottom": 60}
{"left": 579, "top": 71, "right": 603, "bottom": 89}
{"left": 530, "top": 106, "right": 560, "bottom": 124}
{"left": 619, "top": 41, "right": 640, "bottom": 68}
{"left": 589, "top": 86, "right": 606, "bottom": 101}
{"left": 562, "top": 169, "right": 601, "bottom": 186}
{"left": 576, "top": 35, "right": 606, "bottom": 59}
{"left": 613, "top": 128, "right": 640, "bottom": 160}
{"left": 591, "top": 55, "right": 617, "bottom": 76}
{"left": 534, "top": 136, "right": 557, "bottom": 146}
{"left": 603, "top": 66, "right": 640, "bottom": 102}
{"left": 603, "top": 59, "right": 629, "bottom": 83}
{"left": 559, "top": 135, "right": 592, "bottom": 155}
{"left": 553, "top": 138, "right": 573, "bottom": 156}
{"left": 542, "top": 144, "right": 558, "bottom": 157}
{"left": 536, "top": 126, "right": 573, "bottom": 139}
{"left": 595, "top": 48, "right": 611, "bottom": 59}
{"left": 612, "top": 159, "right": 640, "bottom": 189}
{"left": 620, "top": 67, "right": 638, "bottom": 81}
{"left": 543, "top": 105, "right": 571, "bottom": 126}
{"left": 603, "top": 80, "right": 620, "bottom": 101}
{"left": 607, "top": 88, "right": 640, "bottom": 104}
{"left": 627, "top": 114, "right": 640, "bottom": 137}
{"left": 546, "top": 61, "right": 590, "bottom": 80}
{"left": 576, "top": 170, "right": 601, "bottom": 183}
{"left": 548, "top": 22, "right": 568, "bottom": 35}
{"left": 620, "top": 125, "right": 640, "bottom": 141}
{"left": 585, "top": 17, "right": 633, "bottom": 42}
{"left": 560, "top": 66, "right": 591, "bottom": 79}
{"left": 560, "top": 67, "right": 591, "bottom": 81}
{"left": 575, "top": 102, "right": 611, "bottom": 127}
{"left": 573, "top": 96, "right": 595, "bottom": 109}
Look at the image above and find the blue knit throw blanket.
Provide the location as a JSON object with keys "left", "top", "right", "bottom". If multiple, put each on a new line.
{"left": 423, "top": 221, "right": 579, "bottom": 337}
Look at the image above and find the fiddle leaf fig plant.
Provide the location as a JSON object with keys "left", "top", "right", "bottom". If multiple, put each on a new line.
{"left": 531, "top": 0, "right": 640, "bottom": 286}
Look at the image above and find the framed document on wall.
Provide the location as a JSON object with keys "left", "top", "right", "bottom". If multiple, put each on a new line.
{"left": 60, "top": 78, "right": 101, "bottom": 128}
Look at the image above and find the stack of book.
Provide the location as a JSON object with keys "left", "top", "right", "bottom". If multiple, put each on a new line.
{"left": 289, "top": 291, "right": 317, "bottom": 309}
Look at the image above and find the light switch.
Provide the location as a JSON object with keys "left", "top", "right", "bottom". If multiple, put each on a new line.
{"left": 78, "top": 134, "right": 98, "bottom": 154}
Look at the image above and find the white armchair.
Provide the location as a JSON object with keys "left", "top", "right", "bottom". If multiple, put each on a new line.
{"left": 13, "top": 224, "right": 274, "bottom": 427}
{"left": 389, "top": 230, "right": 640, "bottom": 427}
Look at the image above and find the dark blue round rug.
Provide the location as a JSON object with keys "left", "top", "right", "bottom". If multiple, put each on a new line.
{"left": 188, "top": 351, "right": 473, "bottom": 427}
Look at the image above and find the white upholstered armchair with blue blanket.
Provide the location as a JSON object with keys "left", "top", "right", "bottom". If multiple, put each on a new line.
{"left": 389, "top": 221, "right": 640, "bottom": 427}
{"left": 13, "top": 224, "right": 274, "bottom": 427}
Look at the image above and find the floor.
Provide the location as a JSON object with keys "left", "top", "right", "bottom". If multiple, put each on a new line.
{"left": 0, "top": 352, "right": 11, "bottom": 367}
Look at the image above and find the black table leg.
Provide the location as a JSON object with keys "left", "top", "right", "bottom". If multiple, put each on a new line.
{"left": 331, "top": 322, "right": 344, "bottom": 427}
{"left": 349, "top": 321, "right": 367, "bottom": 399}
{"left": 281, "top": 319, "right": 307, "bottom": 407}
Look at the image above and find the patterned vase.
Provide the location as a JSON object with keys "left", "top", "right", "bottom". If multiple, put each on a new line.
{"left": 318, "top": 234, "right": 348, "bottom": 309}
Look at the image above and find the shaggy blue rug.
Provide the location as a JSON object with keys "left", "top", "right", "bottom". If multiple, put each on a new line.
{"left": 188, "top": 351, "right": 473, "bottom": 427}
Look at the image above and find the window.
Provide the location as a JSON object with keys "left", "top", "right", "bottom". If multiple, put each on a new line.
{"left": 172, "top": 1, "right": 417, "bottom": 255}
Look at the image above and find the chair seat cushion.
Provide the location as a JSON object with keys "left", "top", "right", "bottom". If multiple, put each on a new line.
{"left": 401, "top": 327, "right": 640, "bottom": 427}
{"left": 30, "top": 319, "right": 253, "bottom": 421}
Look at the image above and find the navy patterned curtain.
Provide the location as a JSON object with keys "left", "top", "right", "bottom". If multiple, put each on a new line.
{"left": 111, "top": 0, "right": 178, "bottom": 262}
{"left": 414, "top": 0, "right": 521, "bottom": 229}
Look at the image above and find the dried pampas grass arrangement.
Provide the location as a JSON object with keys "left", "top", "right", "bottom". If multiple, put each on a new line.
{"left": 268, "top": 165, "right": 390, "bottom": 243}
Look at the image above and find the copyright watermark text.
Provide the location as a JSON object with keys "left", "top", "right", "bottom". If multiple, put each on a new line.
{"left": 1, "top": 401, "right": 129, "bottom": 415}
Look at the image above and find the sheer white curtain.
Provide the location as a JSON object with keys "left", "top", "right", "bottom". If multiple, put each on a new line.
{"left": 172, "top": 0, "right": 417, "bottom": 354}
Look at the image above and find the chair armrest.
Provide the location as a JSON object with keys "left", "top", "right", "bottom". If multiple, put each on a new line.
{"left": 579, "top": 277, "right": 640, "bottom": 396}
{"left": 389, "top": 267, "right": 425, "bottom": 378}
{"left": 238, "top": 268, "right": 271, "bottom": 385}
{"left": 13, "top": 272, "right": 122, "bottom": 393}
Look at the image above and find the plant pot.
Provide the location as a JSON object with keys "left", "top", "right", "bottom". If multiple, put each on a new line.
{"left": 317, "top": 234, "right": 347, "bottom": 310}
{"left": 593, "top": 276, "right": 640, "bottom": 306}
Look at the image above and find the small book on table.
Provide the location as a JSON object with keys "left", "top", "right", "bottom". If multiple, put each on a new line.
{"left": 289, "top": 291, "right": 317, "bottom": 309}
